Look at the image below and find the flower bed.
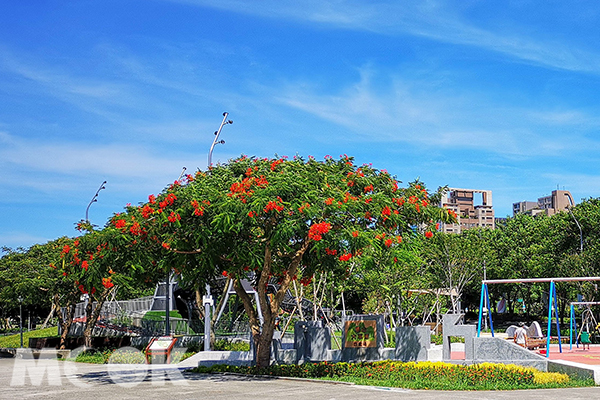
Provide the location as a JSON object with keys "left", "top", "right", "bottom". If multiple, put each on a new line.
{"left": 194, "top": 360, "right": 592, "bottom": 390}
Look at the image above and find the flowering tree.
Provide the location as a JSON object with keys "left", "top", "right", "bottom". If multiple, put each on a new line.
{"left": 58, "top": 225, "right": 163, "bottom": 347}
{"left": 119, "top": 155, "right": 454, "bottom": 367}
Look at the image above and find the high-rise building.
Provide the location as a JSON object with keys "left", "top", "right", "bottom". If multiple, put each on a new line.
{"left": 439, "top": 188, "right": 495, "bottom": 233}
{"left": 512, "top": 190, "right": 574, "bottom": 217}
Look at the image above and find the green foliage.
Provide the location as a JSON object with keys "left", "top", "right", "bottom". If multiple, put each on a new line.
{"left": 213, "top": 339, "right": 250, "bottom": 351}
{"left": 193, "top": 360, "right": 591, "bottom": 390}
{"left": 0, "top": 238, "right": 73, "bottom": 318}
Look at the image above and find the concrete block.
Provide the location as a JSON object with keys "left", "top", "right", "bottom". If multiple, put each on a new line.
{"left": 342, "top": 315, "right": 385, "bottom": 362}
{"left": 395, "top": 326, "right": 430, "bottom": 362}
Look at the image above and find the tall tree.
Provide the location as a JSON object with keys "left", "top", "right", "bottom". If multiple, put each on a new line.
{"left": 119, "top": 155, "right": 454, "bottom": 367}
{"left": 422, "top": 228, "right": 487, "bottom": 313}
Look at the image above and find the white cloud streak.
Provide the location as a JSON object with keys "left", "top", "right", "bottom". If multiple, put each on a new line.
{"left": 268, "top": 70, "right": 600, "bottom": 158}
{"left": 0, "top": 132, "right": 205, "bottom": 193}
{"left": 168, "top": 0, "right": 600, "bottom": 74}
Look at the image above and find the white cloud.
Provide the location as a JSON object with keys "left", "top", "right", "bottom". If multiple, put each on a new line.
{"left": 167, "top": 0, "right": 600, "bottom": 74}
{"left": 0, "top": 133, "right": 205, "bottom": 193}
{"left": 268, "top": 71, "right": 595, "bottom": 158}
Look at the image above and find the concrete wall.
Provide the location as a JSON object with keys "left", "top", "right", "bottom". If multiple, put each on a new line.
{"left": 473, "top": 337, "right": 548, "bottom": 370}
{"left": 395, "top": 326, "right": 430, "bottom": 361}
{"left": 341, "top": 315, "right": 385, "bottom": 362}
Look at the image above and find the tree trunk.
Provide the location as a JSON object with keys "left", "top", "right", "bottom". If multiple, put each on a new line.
{"left": 209, "top": 278, "right": 231, "bottom": 348}
{"left": 255, "top": 317, "right": 276, "bottom": 368}
{"left": 54, "top": 293, "right": 76, "bottom": 350}
{"left": 232, "top": 240, "right": 310, "bottom": 368}
{"left": 83, "top": 287, "right": 114, "bottom": 348}
{"left": 41, "top": 306, "right": 55, "bottom": 329}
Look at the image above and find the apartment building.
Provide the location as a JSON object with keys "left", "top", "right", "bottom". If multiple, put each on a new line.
{"left": 512, "top": 190, "right": 575, "bottom": 217}
{"left": 439, "top": 188, "right": 495, "bottom": 234}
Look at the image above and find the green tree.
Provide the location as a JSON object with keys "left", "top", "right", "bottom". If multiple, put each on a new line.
{"left": 421, "top": 228, "right": 488, "bottom": 313}
{"left": 118, "top": 155, "right": 454, "bottom": 367}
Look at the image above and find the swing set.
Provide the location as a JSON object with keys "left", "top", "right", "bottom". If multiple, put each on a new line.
{"left": 569, "top": 301, "right": 600, "bottom": 350}
{"left": 477, "top": 277, "right": 600, "bottom": 358}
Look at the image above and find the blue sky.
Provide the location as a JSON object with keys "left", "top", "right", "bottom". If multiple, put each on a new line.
{"left": 2, "top": 1, "right": 600, "bottom": 250}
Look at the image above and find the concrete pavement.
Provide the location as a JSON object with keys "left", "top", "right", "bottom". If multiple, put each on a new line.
{"left": 1, "top": 358, "right": 600, "bottom": 400}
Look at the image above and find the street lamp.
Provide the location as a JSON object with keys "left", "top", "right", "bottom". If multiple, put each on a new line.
{"left": 18, "top": 296, "right": 23, "bottom": 348}
{"left": 564, "top": 193, "right": 583, "bottom": 252}
{"left": 85, "top": 180, "right": 107, "bottom": 223}
{"left": 207, "top": 112, "right": 233, "bottom": 167}
{"left": 204, "top": 112, "right": 233, "bottom": 351}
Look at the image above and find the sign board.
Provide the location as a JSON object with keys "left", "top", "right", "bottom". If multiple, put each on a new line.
{"left": 146, "top": 336, "right": 178, "bottom": 364}
{"left": 344, "top": 320, "right": 377, "bottom": 348}
{"left": 149, "top": 337, "right": 176, "bottom": 351}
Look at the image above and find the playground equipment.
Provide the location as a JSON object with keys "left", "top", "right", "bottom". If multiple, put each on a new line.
{"left": 477, "top": 277, "right": 600, "bottom": 358}
{"left": 569, "top": 301, "right": 600, "bottom": 350}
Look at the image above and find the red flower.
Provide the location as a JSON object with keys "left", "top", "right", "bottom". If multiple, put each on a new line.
{"left": 264, "top": 200, "right": 284, "bottom": 213}
{"left": 248, "top": 211, "right": 256, "bottom": 218}
{"left": 102, "top": 277, "right": 114, "bottom": 289}
{"left": 130, "top": 222, "right": 141, "bottom": 235}
{"left": 325, "top": 197, "right": 334, "bottom": 205}
{"left": 81, "top": 261, "right": 89, "bottom": 271}
{"left": 222, "top": 271, "right": 228, "bottom": 277}
{"left": 141, "top": 204, "right": 154, "bottom": 219}
{"left": 385, "top": 238, "right": 393, "bottom": 247}
{"left": 167, "top": 212, "right": 181, "bottom": 223}
{"left": 339, "top": 253, "right": 352, "bottom": 262}
{"left": 61, "top": 244, "right": 71, "bottom": 255}
{"left": 148, "top": 194, "right": 156, "bottom": 204}
{"left": 425, "top": 231, "right": 433, "bottom": 239}
{"left": 114, "top": 219, "right": 126, "bottom": 229}
{"left": 308, "top": 222, "right": 331, "bottom": 241}
{"left": 298, "top": 203, "right": 311, "bottom": 213}
{"left": 382, "top": 206, "right": 391, "bottom": 217}
{"left": 352, "top": 231, "right": 359, "bottom": 238}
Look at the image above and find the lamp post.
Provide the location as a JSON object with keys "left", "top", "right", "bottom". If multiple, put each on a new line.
{"left": 85, "top": 180, "right": 107, "bottom": 223}
{"left": 204, "top": 112, "right": 233, "bottom": 350}
{"left": 564, "top": 193, "right": 583, "bottom": 252}
{"left": 207, "top": 112, "right": 233, "bottom": 167}
{"left": 18, "top": 296, "right": 23, "bottom": 348}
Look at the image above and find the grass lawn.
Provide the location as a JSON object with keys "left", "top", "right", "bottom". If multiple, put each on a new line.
{"left": 0, "top": 327, "right": 58, "bottom": 348}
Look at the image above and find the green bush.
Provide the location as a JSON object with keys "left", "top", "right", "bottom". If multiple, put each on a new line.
{"left": 213, "top": 339, "right": 250, "bottom": 351}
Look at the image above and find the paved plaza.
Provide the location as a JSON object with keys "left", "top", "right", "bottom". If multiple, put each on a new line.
{"left": 1, "top": 358, "right": 600, "bottom": 400}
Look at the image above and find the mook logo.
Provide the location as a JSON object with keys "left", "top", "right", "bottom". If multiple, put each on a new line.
{"left": 10, "top": 347, "right": 189, "bottom": 387}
